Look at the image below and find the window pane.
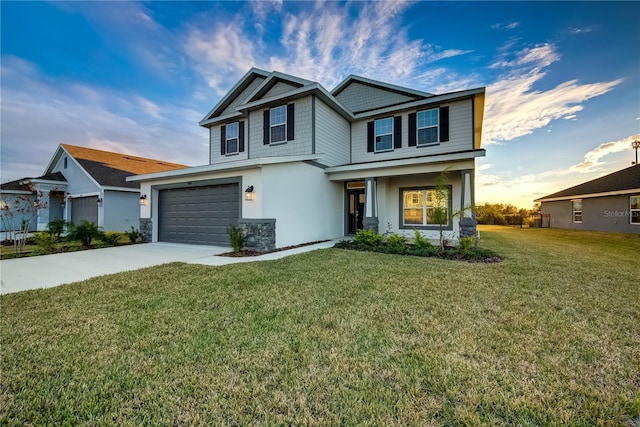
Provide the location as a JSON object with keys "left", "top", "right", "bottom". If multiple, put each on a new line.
{"left": 375, "top": 117, "right": 393, "bottom": 135}
{"left": 375, "top": 134, "right": 392, "bottom": 151}
{"left": 631, "top": 211, "right": 640, "bottom": 224}
{"left": 427, "top": 207, "right": 448, "bottom": 224}
{"left": 417, "top": 109, "right": 438, "bottom": 128}
{"left": 226, "top": 138, "right": 238, "bottom": 154}
{"left": 226, "top": 122, "right": 238, "bottom": 139}
{"left": 418, "top": 127, "right": 438, "bottom": 145}
{"left": 404, "top": 208, "right": 424, "bottom": 225}
{"left": 574, "top": 213, "right": 582, "bottom": 222}
{"left": 271, "top": 124, "right": 285, "bottom": 143}
{"left": 404, "top": 191, "right": 423, "bottom": 207}
{"left": 573, "top": 200, "right": 582, "bottom": 210}
{"left": 270, "top": 106, "right": 286, "bottom": 126}
{"left": 631, "top": 196, "right": 640, "bottom": 210}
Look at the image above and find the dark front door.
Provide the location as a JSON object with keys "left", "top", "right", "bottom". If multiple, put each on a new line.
{"left": 348, "top": 189, "right": 365, "bottom": 234}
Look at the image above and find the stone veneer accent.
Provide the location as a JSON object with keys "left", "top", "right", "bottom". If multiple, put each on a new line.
{"left": 238, "top": 218, "right": 276, "bottom": 252}
{"left": 140, "top": 218, "right": 152, "bottom": 243}
{"left": 459, "top": 217, "right": 477, "bottom": 239}
{"left": 363, "top": 217, "right": 379, "bottom": 233}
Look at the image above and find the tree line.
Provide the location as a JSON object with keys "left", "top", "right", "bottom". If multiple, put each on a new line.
{"left": 474, "top": 203, "right": 541, "bottom": 226}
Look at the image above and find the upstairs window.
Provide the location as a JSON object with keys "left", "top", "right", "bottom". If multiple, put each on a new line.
{"left": 572, "top": 200, "right": 582, "bottom": 223}
{"left": 374, "top": 117, "right": 393, "bottom": 152}
{"left": 225, "top": 122, "right": 239, "bottom": 155}
{"left": 263, "top": 104, "right": 295, "bottom": 145}
{"left": 220, "top": 121, "right": 244, "bottom": 156}
{"left": 631, "top": 196, "right": 640, "bottom": 224}
{"left": 417, "top": 108, "right": 439, "bottom": 145}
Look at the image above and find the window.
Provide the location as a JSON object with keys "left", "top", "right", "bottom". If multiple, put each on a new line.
{"left": 402, "top": 187, "right": 450, "bottom": 227}
{"left": 225, "top": 122, "right": 239, "bottom": 155}
{"left": 374, "top": 117, "right": 393, "bottom": 152}
{"left": 270, "top": 105, "right": 286, "bottom": 144}
{"left": 417, "top": 108, "right": 438, "bottom": 145}
{"left": 64, "top": 157, "right": 67, "bottom": 169}
{"left": 572, "top": 200, "right": 582, "bottom": 223}
{"left": 631, "top": 196, "right": 640, "bottom": 224}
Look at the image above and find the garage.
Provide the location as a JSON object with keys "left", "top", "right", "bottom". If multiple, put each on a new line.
{"left": 158, "top": 183, "right": 239, "bottom": 246}
{"left": 71, "top": 196, "right": 98, "bottom": 225}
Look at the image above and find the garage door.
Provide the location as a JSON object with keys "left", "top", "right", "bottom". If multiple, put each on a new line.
{"left": 71, "top": 196, "right": 98, "bottom": 225}
{"left": 158, "top": 183, "right": 239, "bottom": 246}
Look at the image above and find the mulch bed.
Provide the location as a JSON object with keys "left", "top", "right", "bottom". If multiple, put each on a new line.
{"left": 218, "top": 240, "right": 330, "bottom": 257}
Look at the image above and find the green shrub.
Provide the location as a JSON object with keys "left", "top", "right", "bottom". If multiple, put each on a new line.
{"left": 33, "top": 232, "right": 57, "bottom": 255}
{"left": 354, "top": 229, "right": 384, "bottom": 247}
{"left": 67, "top": 221, "right": 103, "bottom": 249}
{"left": 387, "top": 233, "right": 407, "bottom": 251}
{"left": 228, "top": 225, "right": 246, "bottom": 253}
{"left": 125, "top": 226, "right": 141, "bottom": 243}
{"left": 45, "top": 219, "right": 69, "bottom": 240}
{"left": 101, "top": 231, "right": 121, "bottom": 246}
{"left": 457, "top": 236, "right": 475, "bottom": 251}
{"left": 413, "top": 230, "right": 434, "bottom": 250}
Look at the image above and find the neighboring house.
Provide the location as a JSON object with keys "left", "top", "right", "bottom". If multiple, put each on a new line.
{"left": 1, "top": 144, "right": 186, "bottom": 233}
{"left": 535, "top": 164, "right": 640, "bottom": 234}
{"left": 128, "top": 68, "right": 486, "bottom": 250}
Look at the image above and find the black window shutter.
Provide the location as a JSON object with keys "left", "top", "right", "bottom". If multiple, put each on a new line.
{"left": 220, "top": 125, "right": 226, "bottom": 155}
{"left": 287, "top": 104, "right": 295, "bottom": 141}
{"left": 440, "top": 106, "right": 449, "bottom": 142}
{"left": 263, "top": 110, "right": 270, "bottom": 144}
{"left": 408, "top": 113, "right": 416, "bottom": 147}
{"left": 367, "top": 121, "right": 374, "bottom": 153}
{"left": 239, "top": 121, "right": 245, "bottom": 152}
{"left": 394, "top": 116, "right": 402, "bottom": 149}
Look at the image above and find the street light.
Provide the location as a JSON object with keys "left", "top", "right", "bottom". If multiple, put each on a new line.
{"left": 632, "top": 140, "right": 640, "bottom": 165}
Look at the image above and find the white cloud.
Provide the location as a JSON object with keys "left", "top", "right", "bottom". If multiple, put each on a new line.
{"left": 484, "top": 43, "right": 622, "bottom": 144}
{"left": 570, "top": 25, "right": 599, "bottom": 35}
{"left": 571, "top": 134, "right": 640, "bottom": 173}
{"left": 491, "top": 22, "right": 520, "bottom": 30}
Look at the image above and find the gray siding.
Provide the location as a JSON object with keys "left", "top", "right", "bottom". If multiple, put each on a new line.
{"left": 334, "top": 82, "right": 417, "bottom": 113}
{"left": 264, "top": 81, "right": 300, "bottom": 98}
{"left": 314, "top": 97, "right": 350, "bottom": 166}
{"left": 351, "top": 98, "right": 473, "bottom": 164}
{"left": 541, "top": 195, "right": 640, "bottom": 234}
{"left": 209, "top": 124, "right": 249, "bottom": 164}
{"left": 249, "top": 96, "right": 313, "bottom": 158}
{"left": 220, "top": 76, "right": 266, "bottom": 116}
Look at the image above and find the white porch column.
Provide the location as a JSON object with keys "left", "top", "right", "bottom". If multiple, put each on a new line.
{"left": 459, "top": 169, "right": 477, "bottom": 238}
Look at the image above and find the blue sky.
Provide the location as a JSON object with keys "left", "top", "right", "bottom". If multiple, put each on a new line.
{"left": 1, "top": 1, "right": 638, "bottom": 208}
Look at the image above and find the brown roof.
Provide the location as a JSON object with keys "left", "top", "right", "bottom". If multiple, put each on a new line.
{"left": 536, "top": 164, "right": 640, "bottom": 201}
{"left": 62, "top": 144, "right": 188, "bottom": 189}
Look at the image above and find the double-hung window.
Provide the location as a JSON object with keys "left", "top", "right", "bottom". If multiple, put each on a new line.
{"left": 417, "top": 108, "right": 438, "bottom": 145}
{"left": 225, "top": 122, "right": 239, "bottom": 155}
{"left": 631, "top": 196, "right": 640, "bottom": 224}
{"left": 402, "top": 187, "right": 450, "bottom": 227}
{"left": 374, "top": 117, "right": 393, "bottom": 152}
{"left": 270, "top": 105, "right": 287, "bottom": 144}
{"left": 572, "top": 200, "right": 582, "bottom": 223}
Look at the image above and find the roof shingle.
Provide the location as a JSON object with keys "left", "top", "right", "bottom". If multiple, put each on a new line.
{"left": 536, "top": 165, "right": 640, "bottom": 201}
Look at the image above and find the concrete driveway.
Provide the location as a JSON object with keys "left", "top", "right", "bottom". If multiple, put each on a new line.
{"left": 0, "top": 240, "right": 339, "bottom": 295}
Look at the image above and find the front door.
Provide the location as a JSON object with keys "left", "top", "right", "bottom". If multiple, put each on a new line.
{"left": 348, "top": 189, "right": 365, "bottom": 234}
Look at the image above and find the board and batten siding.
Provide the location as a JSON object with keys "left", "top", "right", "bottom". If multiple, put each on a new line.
{"left": 219, "top": 76, "right": 266, "bottom": 116}
{"left": 51, "top": 153, "right": 99, "bottom": 195}
{"left": 249, "top": 96, "right": 313, "bottom": 159}
{"left": 334, "top": 82, "right": 417, "bottom": 113}
{"left": 351, "top": 98, "right": 474, "bottom": 164}
{"left": 314, "top": 97, "right": 350, "bottom": 167}
{"left": 210, "top": 124, "right": 249, "bottom": 164}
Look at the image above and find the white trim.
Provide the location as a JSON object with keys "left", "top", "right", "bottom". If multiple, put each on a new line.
{"left": 536, "top": 188, "right": 640, "bottom": 202}
{"left": 0, "top": 189, "right": 32, "bottom": 195}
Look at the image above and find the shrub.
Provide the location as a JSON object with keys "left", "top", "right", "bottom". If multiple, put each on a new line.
{"left": 101, "top": 231, "right": 121, "bottom": 246}
{"left": 457, "top": 236, "right": 475, "bottom": 251}
{"left": 354, "top": 229, "right": 384, "bottom": 247}
{"left": 33, "top": 232, "right": 57, "bottom": 255}
{"left": 67, "top": 221, "right": 102, "bottom": 249}
{"left": 413, "top": 230, "right": 434, "bottom": 250}
{"left": 387, "top": 233, "right": 407, "bottom": 251}
{"left": 45, "top": 219, "right": 68, "bottom": 241}
{"left": 227, "top": 225, "right": 246, "bottom": 253}
{"left": 124, "top": 226, "right": 141, "bottom": 243}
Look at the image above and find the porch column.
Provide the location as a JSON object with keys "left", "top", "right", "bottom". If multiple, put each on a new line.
{"left": 363, "top": 177, "right": 379, "bottom": 232}
{"left": 459, "top": 170, "right": 477, "bottom": 238}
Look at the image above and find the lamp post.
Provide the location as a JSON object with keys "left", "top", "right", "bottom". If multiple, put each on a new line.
{"left": 633, "top": 140, "right": 640, "bottom": 165}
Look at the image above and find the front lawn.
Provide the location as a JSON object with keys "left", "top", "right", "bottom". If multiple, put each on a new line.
{"left": 1, "top": 226, "right": 639, "bottom": 425}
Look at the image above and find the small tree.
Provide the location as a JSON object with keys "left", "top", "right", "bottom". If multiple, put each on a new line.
{"left": 227, "top": 225, "right": 246, "bottom": 253}
{"left": 0, "top": 192, "right": 47, "bottom": 255}
{"left": 431, "top": 168, "right": 474, "bottom": 250}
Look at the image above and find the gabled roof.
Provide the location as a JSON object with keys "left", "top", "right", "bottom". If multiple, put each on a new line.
{"left": 1, "top": 178, "right": 32, "bottom": 193}
{"left": 331, "top": 74, "right": 434, "bottom": 99}
{"left": 243, "top": 71, "right": 313, "bottom": 103}
{"left": 536, "top": 165, "right": 640, "bottom": 202}
{"left": 48, "top": 144, "right": 188, "bottom": 189}
{"left": 1, "top": 172, "right": 66, "bottom": 193}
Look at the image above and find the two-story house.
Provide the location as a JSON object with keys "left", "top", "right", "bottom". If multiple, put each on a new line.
{"left": 128, "top": 68, "right": 486, "bottom": 250}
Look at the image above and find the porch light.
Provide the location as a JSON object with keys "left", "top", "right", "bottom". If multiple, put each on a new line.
{"left": 139, "top": 194, "right": 148, "bottom": 206}
{"left": 96, "top": 197, "right": 103, "bottom": 206}
{"left": 244, "top": 185, "right": 255, "bottom": 201}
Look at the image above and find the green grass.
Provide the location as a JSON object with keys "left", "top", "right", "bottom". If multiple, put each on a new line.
{"left": 1, "top": 226, "right": 639, "bottom": 425}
